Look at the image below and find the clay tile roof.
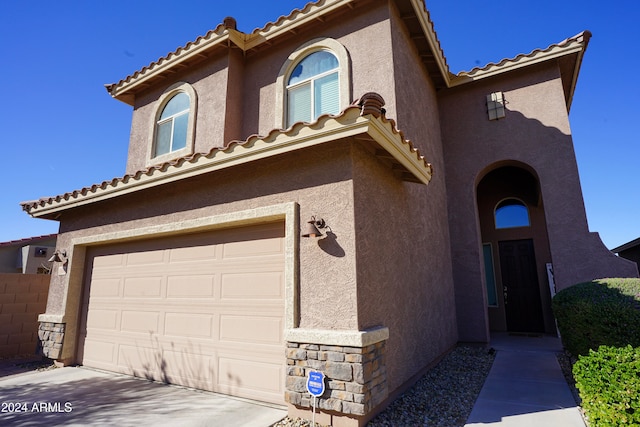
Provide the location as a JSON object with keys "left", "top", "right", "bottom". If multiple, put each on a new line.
{"left": 454, "top": 31, "right": 591, "bottom": 80}
{"left": 106, "top": 0, "right": 347, "bottom": 100}
{"left": 0, "top": 233, "right": 58, "bottom": 248}
{"left": 105, "top": 22, "right": 231, "bottom": 97}
{"left": 248, "top": 0, "right": 327, "bottom": 34}
{"left": 107, "top": 0, "right": 454, "bottom": 101}
{"left": 449, "top": 31, "right": 591, "bottom": 110}
{"left": 21, "top": 93, "right": 432, "bottom": 219}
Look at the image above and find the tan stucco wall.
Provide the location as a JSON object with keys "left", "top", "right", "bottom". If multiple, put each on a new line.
{"left": 46, "top": 141, "right": 359, "bottom": 362}
{"left": 126, "top": 1, "right": 398, "bottom": 175}
{"left": 351, "top": 142, "right": 457, "bottom": 393}
{"left": 242, "top": 1, "right": 396, "bottom": 138}
{"left": 348, "top": 4, "right": 457, "bottom": 393}
{"left": 439, "top": 61, "right": 637, "bottom": 341}
{"left": 98, "top": 1, "right": 457, "bottom": 399}
{"left": 126, "top": 52, "right": 232, "bottom": 174}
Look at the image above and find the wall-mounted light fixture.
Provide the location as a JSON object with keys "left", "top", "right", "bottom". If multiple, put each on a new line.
{"left": 487, "top": 91, "right": 506, "bottom": 120}
{"left": 48, "top": 250, "right": 67, "bottom": 263}
{"left": 302, "top": 216, "right": 328, "bottom": 238}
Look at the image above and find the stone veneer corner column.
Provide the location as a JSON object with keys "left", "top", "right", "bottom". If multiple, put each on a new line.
{"left": 37, "top": 321, "right": 65, "bottom": 360}
{"left": 284, "top": 327, "right": 389, "bottom": 424}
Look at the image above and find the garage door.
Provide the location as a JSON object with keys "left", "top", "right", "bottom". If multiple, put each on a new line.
{"left": 77, "top": 222, "right": 286, "bottom": 404}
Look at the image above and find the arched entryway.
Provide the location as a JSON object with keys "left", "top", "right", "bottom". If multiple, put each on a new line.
{"left": 476, "top": 164, "right": 555, "bottom": 334}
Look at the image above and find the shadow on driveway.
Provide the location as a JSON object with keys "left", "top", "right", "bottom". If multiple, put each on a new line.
{"left": 0, "top": 366, "right": 286, "bottom": 426}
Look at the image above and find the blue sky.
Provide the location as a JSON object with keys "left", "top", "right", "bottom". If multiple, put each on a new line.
{"left": 1, "top": 1, "right": 638, "bottom": 249}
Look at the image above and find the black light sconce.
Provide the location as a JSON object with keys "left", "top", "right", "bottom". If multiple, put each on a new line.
{"left": 48, "top": 250, "right": 67, "bottom": 263}
{"left": 302, "top": 216, "right": 328, "bottom": 238}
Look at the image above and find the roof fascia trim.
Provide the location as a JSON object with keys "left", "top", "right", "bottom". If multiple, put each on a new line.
{"left": 449, "top": 40, "right": 586, "bottom": 88}
{"left": 611, "top": 237, "right": 640, "bottom": 253}
{"left": 365, "top": 114, "right": 432, "bottom": 184}
{"left": 109, "top": 32, "right": 233, "bottom": 99}
{"left": 565, "top": 37, "right": 588, "bottom": 112}
{"left": 109, "top": 0, "right": 357, "bottom": 99}
{"left": 24, "top": 109, "right": 430, "bottom": 219}
{"left": 408, "top": 0, "right": 451, "bottom": 86}
{"left": 244, "top": 0, "right": 357, "bottom": 51}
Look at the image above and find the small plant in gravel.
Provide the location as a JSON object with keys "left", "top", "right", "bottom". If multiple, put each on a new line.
{"left": 573, "top": 345, "right": 640, "bottom": 426}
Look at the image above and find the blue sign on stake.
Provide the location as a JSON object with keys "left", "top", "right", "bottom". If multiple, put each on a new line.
{"left": 306, "top": 370, "right": 325, "bottom": 397}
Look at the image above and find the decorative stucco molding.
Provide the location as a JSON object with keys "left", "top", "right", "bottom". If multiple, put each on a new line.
{"left": 285, "top": 326, "right": 389, "bottom": 347}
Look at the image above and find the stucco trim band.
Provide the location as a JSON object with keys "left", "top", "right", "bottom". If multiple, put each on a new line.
{"left": 23, "top": 107, "right": 432, "bottom": 218}
{"left": 38, "top": 314, "right": 64, "bottom": 323}
{"left": 285, "top": 326, "right": 389, "bottom": 347}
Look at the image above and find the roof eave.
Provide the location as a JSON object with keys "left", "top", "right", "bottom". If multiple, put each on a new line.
{"left": 106, "top": 31, "right": 235, "bottom": 105}
{"left": 244, "top": 0, "right": 357, "bottom": 51}
{"left": 22, "top": 103, "right": 432, "bottom": 220}
{"left": 450, "top": 37, "right": 588, "bottom": 87}
{"left": 564, "top": 32, "right": 591, "bottom": 112}
{"left": 407, "top": 0, "right": 451, "bottom": 86}
{"left": 447, "top": 32, "right": 591, "bottom": 111}
{"left": 106, "top": 0, "right": 360, "bottom": 104}
{"left": 612, "top": 237, "right": 640, "bottom": 253}
{"left": 107, "top": 0, "right": 454, "bottom": 103}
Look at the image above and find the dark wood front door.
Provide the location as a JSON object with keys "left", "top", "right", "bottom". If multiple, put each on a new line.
{"left": 499, "top": 239, "right": 544, "bottom": 333}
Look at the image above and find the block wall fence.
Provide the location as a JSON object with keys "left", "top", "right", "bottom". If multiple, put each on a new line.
{"left": 0, "top": 274, "right": 49, "bottom": 358}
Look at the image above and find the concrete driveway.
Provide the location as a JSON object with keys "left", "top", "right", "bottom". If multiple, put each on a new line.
{"left": 0, "top": 366, "right": 286, "bottom": 426}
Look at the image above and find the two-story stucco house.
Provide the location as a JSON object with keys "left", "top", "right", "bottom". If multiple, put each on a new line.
{"left": 21, "top": 0, "right": 637, "bottom": 425}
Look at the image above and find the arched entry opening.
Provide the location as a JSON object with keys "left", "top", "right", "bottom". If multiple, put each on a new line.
{"left": 476, "top": 164, "right": 555, "bottom": 334}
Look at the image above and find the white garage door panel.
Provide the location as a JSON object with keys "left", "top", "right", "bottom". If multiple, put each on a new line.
{"left": 218, "top": 356, "right": 283, "bottom": 396}
{"left": 219, "top": 315, "right": 282, "bottom": 344}
{"left": 90, "top": 278, "right": 121, "bottom": 297}
{"left": 164, "top": 313, "right": 213, "bottom": 337}
{"left": 167, "top": 275, "right": 216, "bottom": 297}
{"left": 123, "top": 277, "right": 163, "bottom": 297}
{"left": 78, "top": 222, "right": 286, "bottom": 404}
{"left": 221, "top": 272, "right": 284, "bottom": 298}
{"left": 82, "top": 339, "right": 116, "bottom": 364}
{"left": 120, "top": 311, "right": 160, "bottom": 333}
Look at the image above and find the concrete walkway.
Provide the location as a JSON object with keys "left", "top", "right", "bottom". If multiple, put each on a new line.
{"left": 465, "top": 333, "right": 586, "bottom": 427}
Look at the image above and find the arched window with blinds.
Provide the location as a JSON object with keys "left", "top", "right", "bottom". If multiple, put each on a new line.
{"left": 286, "top": 50, "right": 340, "bottom": 127}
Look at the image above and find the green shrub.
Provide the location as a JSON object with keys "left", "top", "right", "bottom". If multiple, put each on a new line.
{"left": 573, "top": 345, "right": 640, "bottom": 426}
{"left": 552, "top": 278, "right": 640, "bottom": 356}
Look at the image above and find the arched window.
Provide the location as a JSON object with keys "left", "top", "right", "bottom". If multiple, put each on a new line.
{"left": 148, "top": 82, "right": 197, "bottom": 165}
{"left": 155, "top": 92, "right": 190, "bottom": 157}
{"left": 275, "top": 38, "right": 351, "bottom": 129}
{"left": 286, "top": 51, "right": 339, "bottom": 126}
{"left": 495, "top": 199, "right": 530, "bottom": 229}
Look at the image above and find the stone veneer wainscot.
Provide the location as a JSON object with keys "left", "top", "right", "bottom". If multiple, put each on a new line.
{"left": 38, "top": 322, "right": 65, "bottom": 359}
{"left": 285, "top": 340, "right": 387, "bottom": 416}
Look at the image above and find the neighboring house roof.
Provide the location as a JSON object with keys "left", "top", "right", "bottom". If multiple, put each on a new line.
{"left": 21, "top": 93, "right": 432, "bottom": 220}
{"left": 612, "top": 237, "right": 640, "bottom": 253}
{"left": 0, "top": 233, "right": 57, "bottom": 248}
{"left": 105, "top": 0, "right": 590, "bottom": 111}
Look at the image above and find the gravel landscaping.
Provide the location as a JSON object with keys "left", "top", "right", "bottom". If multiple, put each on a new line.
{"left": 273, "top": 345, "right": 496, "bottom": 427}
